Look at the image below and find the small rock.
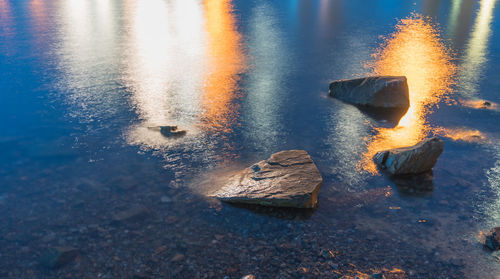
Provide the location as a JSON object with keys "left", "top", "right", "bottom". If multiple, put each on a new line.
{"left": 165, "top": 216, "right": 179, "bottom": 224}
{"left": 319, "top": 249, "right": 332, "bottom": 259}
{"left": 484, "top": 227, "right": 500, "bottom": 251}
{"left": 148, "top": 126, "right": 186, "bottom": 138}
{"left": 112, "top": 206, "right": 149, "bottom": 223}
{"left": 373, "top": 137, "right": 444, "bottom": 175}
{"left": 39, "top": 246, "right": 79, "bottom": 269}
{"left": 160, "top": 196, "right": 172, "bottom": 203}
{"left": 41, "top": 232, "right": 56, "bottom": 243}
{"left": 171, "top": 254, "right": 185, "bottom": 262}
{"left": 153, "top": 246, "right": 167, "bottom": 256}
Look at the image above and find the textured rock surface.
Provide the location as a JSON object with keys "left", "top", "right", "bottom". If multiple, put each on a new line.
{"left": 329, "top": 76, "right": 409, "bottom": 110}
{"left": 212, "top": 150, "right": 322, "bottom": 208}
{"left": 373, "top": 137, "right": 444, "bottom": 175}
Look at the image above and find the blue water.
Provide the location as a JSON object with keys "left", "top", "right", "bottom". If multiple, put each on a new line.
{"left": 1, "top": 0, "right": 499, "bottom": 278}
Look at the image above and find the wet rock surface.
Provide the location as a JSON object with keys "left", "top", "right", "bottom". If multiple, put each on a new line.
{"left": 212, "top": 150, "right": 323, "bottom": 208}
{"left": 329, "top": 76, "right": 409, "bottom": 111}
{"left": 373, "top": 137, "right": 444, "bottom": 176}
{"left": 484, "top": 227, "right": 500, "bottom": 251}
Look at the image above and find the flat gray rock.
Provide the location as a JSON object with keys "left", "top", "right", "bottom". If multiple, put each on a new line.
{"left": 329, "top": 76, "right": 410, "bottom": 110}
{"left": 212, "top": 150, "right": 322, "bottom": 208}
{"left": 373, "top": 137, "right": 444, "bottom": 175}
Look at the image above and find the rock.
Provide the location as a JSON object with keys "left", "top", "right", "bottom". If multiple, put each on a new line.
{"left": 319, "top": 249, "right": 333, "bottom": 259}
{"left": 39, "top": 246, "right": 79, "bottom": 269}
{"left": 212, "top": 150, "right": 322, "bottom": 208}
{"left": 484, "top": 227, "right": 500, "bottom": 251}
{"left": 112, "top": 206, "right": 149, "bottom": 223}
{"left": 171, "top": 254, "right": 185, "bottom": 262}
{"left": 382, "top": 268, "right": 409, "bottom": 279}
{"left": 373, "top": 137, "right": 444, "bottom": 175}
{"left": 160, "top": 196, "right": 172, "bottom": 203}
{"left": 329, "top": 76, "right": 409, "bottom": 114}
{"left": 147, "top": 126, "right": 186, "bottom": 137}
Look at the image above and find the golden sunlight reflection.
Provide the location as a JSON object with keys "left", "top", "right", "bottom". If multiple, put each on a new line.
{"left": 201, "top": 0, "right": 246, "bottom": 133}
{"left": 361, "top": 15, "right": 456, "bottom": 173}
{"left": 435, "top": 127, "right": 488, "bottom": 143}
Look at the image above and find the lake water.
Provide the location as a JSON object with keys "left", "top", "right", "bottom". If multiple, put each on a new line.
{"left": 1, "top": 0, "right": 499, "bottom": 278}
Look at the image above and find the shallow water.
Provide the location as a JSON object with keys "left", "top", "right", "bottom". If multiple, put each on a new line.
{"left": 1, "top": 0, "right": 500, "bottom": 278}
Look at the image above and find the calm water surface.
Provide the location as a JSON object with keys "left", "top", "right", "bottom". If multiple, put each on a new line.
{"left": 1, "top": 0, "right": 499, "bottom": 278}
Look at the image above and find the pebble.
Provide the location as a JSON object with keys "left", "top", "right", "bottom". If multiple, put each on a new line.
{"left": 171, "top": 254, "right": 185, "bottom": 262}
{"left": 160, "top": 196, "right": 172, "bottom": 203}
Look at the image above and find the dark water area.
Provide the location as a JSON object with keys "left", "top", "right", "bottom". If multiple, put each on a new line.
{"left": 1, "top": 0, "right": 500, "bottom": 278}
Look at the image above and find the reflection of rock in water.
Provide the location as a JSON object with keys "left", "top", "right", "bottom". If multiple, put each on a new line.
{"left": 391, "top": 171, "right": 434, "bottom": 195}
{"left": 223, "top": 203, "right": 316, "bottom": 220}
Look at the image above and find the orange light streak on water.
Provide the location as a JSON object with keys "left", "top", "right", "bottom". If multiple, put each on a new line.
{"left": 361, "top": 15, "right": 456, "bottom": 173}
{"left": 202, "top": 0, "right": 246, "bottom": 133}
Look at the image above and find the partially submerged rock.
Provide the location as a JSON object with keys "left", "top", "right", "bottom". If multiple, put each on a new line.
{"left": 373, "top": 137, "right": 444, "bottom": 176}
{"left": 148, "top": 126, "right": 186, "bottom": 138}
{"left": 484, "top": 227, "right": 500, "bottom": 251}
{"left": 39, "top": 246, "right": 79, "bottom": 269}
{"left": 329, "top": 76, "right": 410, "bottom": 113}
{"left": 212, "top": 150, "right": 322, "bottom": 208}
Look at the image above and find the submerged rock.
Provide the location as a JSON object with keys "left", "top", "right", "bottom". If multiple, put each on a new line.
{"left": 329, "top": 76, "right": 409, "bottom": 111}
{"left": 212, "top": 150, "right": 322, "bottom": 208}
{"left": 112, "top": 206, "right": 150, "bottom": 223}
{"left": 39, "top": 246, "right": 79, "bottom": 269}
{"left": 484, "top": 227, "right": 500, "bottom": 251}
{"left": 148, "top": 126, "right": 186, "bottom": 137}
{"left": 373, "top": 137, "right": 444, "bottom": 175}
